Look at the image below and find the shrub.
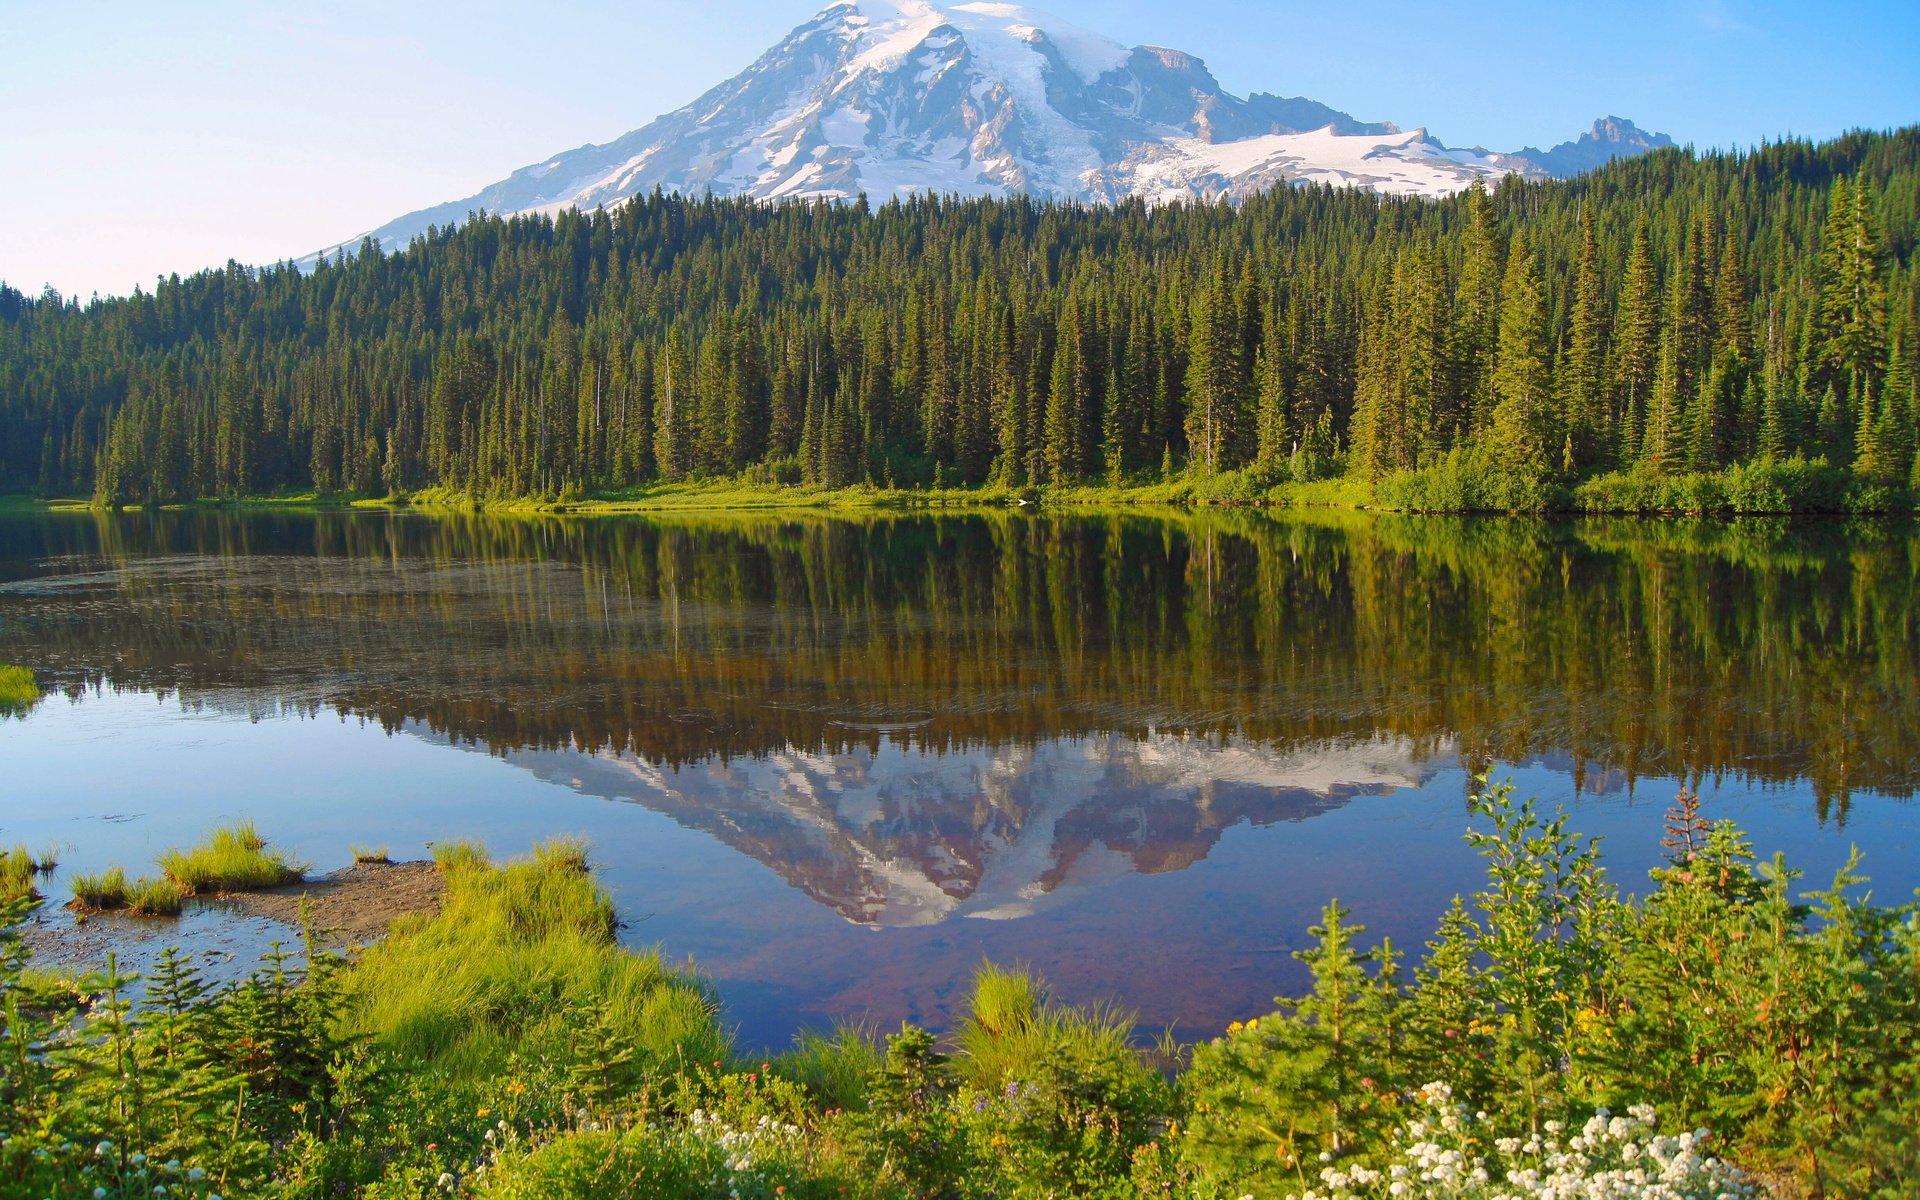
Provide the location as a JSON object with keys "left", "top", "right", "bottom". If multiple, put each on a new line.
{"left": 1279, "top": 1083, "right": 1752, "bottom": 1200}
{"left": 1375, "top": 445, "right": 1567, "bottom": 513}
{"left": 472, "top": 1112, "right": 842, "bottom": 1200}
{"left": 157, "top": 820, "right": 303, "bottom": 893}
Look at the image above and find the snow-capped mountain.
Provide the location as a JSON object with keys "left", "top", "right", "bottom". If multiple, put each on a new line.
{"left": 317, "top": 0, "right": 1672, "bottom": 258}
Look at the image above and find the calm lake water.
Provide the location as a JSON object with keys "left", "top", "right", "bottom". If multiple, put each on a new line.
{"left": 1, "top": 508, "right": 1916, "bottom": 1049}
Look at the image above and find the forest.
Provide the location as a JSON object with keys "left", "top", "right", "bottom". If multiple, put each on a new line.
{"left": 0, "top": 129, "right": 1915, "bottom": 510}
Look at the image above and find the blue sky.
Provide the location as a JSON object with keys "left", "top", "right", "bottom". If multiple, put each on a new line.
{"left": 3, "top": 0, "right": 1915, "bottom": 299}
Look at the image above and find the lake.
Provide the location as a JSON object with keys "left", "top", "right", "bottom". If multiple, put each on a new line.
{"left": 1, "top": 507, "right": 1916, "bottom": 1049}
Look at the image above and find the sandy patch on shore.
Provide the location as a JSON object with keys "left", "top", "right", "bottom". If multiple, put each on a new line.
{"left": 223, "top": 859, "right": 445, "bottom": 944}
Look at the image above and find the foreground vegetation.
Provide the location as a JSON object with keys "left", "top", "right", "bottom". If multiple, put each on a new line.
{"left": 3, "top": 785, "right": 1914, "bottom": 1198}
{"left": 3, "top": 130, "right": 1916, "bottom": 515}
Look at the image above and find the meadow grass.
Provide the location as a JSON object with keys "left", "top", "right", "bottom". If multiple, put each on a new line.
{"left": 346, "top": 838, "right": 728, "bottom": 1076}
{"left": 157, "top": 820, "right": 303, "bottom": 893}
{"left": 68, "top": 866, "right": 129, "bottom": 910}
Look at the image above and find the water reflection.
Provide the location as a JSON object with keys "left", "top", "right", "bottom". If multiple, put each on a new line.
{"left": 3, "top": 507, "right": 1917, "bottom": 1038}
{"left": 509, "top": 732, "right": 1435, "bottom": 926}
{"left": 3, "top": 509, "right": 1913, "bottom": 812}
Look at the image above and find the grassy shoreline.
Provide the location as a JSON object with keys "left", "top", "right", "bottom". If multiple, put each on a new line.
{"left": 11, "top": 451, "right": 1918, "bottom": 520}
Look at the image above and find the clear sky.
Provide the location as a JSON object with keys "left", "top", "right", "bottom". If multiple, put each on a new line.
{"left": 3, "top": 0, "right": 1915, "bottom": 300}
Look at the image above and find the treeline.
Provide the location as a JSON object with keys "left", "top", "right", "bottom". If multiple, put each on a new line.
{"left": 0, "top": 128, "right": 1916, "bottom": 504}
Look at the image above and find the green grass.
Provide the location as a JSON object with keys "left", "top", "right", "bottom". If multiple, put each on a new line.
{"left": 345, "top": 838, "right": 728, "bottom": 1076}
{"left": 955, "top": 962, "right": 1142, "bottom": 1092}
{"left": 157, "top": 820, "right": 303, "bottom": 894}
{"left": 71, "top": 864, "right": 186, "bottom": 916}
{"left": 0, "top": 665, "right": 39, "bottom": 713}
{"left": 126, "top": 876, "right": 184, "bottom": 916}
{"left": 349, "top": 844, "right": 392, "bottom": 864}
{"left": 776, "top": 1023, "right": 885, "bottom": 1112}
{"left": 69, "top": 866, "right": 129, "bottom": 910}
{"left": 1, "top": 846, "right": 43, "bottom": 905}
{"left": 532, "top": 835, "right": 590, "bottom": 874}
{"left": 430, "top": 839, "right": 492, "bottom": 874}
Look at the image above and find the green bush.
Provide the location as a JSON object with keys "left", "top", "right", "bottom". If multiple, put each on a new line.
{"left": 431, "top": 838, "right": 492, "bottom": 874}
{"left": 1375, "top": 445, "right": 1567, "bottom": 513}
{"left": 1573, "top": 455, "right": 1873, "bottom": 514}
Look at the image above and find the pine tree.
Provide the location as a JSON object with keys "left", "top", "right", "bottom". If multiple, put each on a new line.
{"left": 1611, "top": 225, "right": 1662, "bottom": 464}
{"left": 1562, "top": 206, "right": 1608, "bottom": 466}
{"left": 1815, "top": 176, "right": 1889, "bottom": 402}
{"left": 1456, "top": 178, "right": 1502, "bottom": 433}
{"left": 1489, "top": 236, "right": 1554, "bottom": 478}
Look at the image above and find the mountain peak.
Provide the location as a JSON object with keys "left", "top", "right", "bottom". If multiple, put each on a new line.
{"left": 1513, "top": 115, "right": 1677, "bottom": 177}
{"left": 309, "top": 7, "right": 1671, "bottom": 261}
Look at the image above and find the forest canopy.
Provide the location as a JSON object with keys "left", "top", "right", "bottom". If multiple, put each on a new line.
{"left": 0, "top": 128, "right": 1915, "bottom": 508}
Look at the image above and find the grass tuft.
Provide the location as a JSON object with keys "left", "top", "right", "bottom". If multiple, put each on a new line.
{"left": 345, "top": 844, "right": 726, "bottom": 1077}
{"left": 956, "top": 961, "right": 1141, "bottom": 1091}
{"left": 157, "top": 820, "right": 303, "bottom": 894}
{"left": 70, "top": 866, "right": 130, "bottom": 911}
{"left": 1, "top": 846, "right": 42, "bottom": 905}
{"left": 126, "top": 876, "right": 184, "bottom": 916}
{"left": 777, "top": 1023, "right": 884, "bottom": 1111}
{"left": 431, "top": 840, "right": 491, "bottom": 875}
{"left": 533, "top": 835, "right": 590, "bottom": 874}
{"left": 349, "top": 844, "right": 392, "bottom": 865}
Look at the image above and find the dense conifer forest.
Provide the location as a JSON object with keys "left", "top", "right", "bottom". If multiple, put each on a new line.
{"left": 1, "top": 129, "right": 1914, "bottom": 508}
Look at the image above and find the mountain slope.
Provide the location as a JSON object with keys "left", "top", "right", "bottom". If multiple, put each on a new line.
{"left": 318, "top": 0, "right": 1668, "bottom": 257}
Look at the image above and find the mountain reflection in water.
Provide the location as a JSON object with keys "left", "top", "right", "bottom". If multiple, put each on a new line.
{"left": 1, "top": 507, "right": 1915, "bottom": 1040}
{"left": 508, "top": 732, "right": 1437, "bottom": 926}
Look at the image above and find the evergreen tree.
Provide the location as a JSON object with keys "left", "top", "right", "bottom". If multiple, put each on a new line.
{"left": 1489, "top": 236, "right": 1554, "bottom": 478}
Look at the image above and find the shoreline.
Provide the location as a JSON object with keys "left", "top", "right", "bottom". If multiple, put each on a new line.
{"left": 21, "top": 859, "right": 445, "bottom": 977}
{"left": 13, "top": 477, "right": 1919, "bottom": 520}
